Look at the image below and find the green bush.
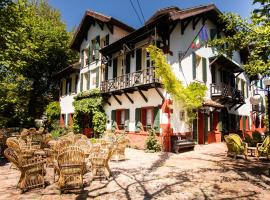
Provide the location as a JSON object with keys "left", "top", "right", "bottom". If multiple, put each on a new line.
{"left": 145, "top": 128, "right": 161, "bottom": 152}
{"left": 50, "top": 124, "right": 71, "bottom": 139}
{"left": 252, "top": 130, "right": 262, "bottom": 143}
{"left": 244, "top": 134, "right": 252, "bottom": 144}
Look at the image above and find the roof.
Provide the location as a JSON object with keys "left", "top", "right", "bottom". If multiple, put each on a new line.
{"left": 203, "top": 99, "right": 224, "bottom": 108}
{"left": 100, "top": 4, "right": 222, "bottom": 55}
{"left": 71, "top": 10, "right": 135, "bottom": 51}
{"left": 209, "top": 54, "right": 244, "bottom": 73}
{"left": 53, "top": 62, "right": 80, "bottom": 78}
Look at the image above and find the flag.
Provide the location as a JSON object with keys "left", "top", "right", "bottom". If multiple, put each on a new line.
{"left": 192, "top": 26, "right": 209, "bottom": 49}
{"left": 192, "top": 36, "right": 200, "bottom": 49}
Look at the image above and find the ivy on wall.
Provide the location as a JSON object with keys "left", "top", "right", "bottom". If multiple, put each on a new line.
{"left": 73, "top": 89, "right": 106, "bottom": 134}
{"left": 146, "top": 45, "right": 207, "bottom": 124}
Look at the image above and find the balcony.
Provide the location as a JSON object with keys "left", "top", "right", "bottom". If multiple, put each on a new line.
{"left": 210, "top": 83, "right": 245, "bottom": 109}
{"left": 100, "top": 67, "right": 161, "bottom": 94}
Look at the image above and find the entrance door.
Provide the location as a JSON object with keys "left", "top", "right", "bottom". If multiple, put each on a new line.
{"left": 198, "top": 111, "right": 209, "bottom": 144}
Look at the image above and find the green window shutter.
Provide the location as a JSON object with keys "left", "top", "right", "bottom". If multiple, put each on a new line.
{"left": 81, "top": 50, "right": 84, "bottom": 68}
{"left": 96, "top": 68, "right": 99, "bottom": 88}
{"left": 65, "top": 79, "right": 68, "bottom": 95}
{"left": 218, "top": 111, "right": 222, "bottom": 131}
{"left": 88, "top": 45, "right": 92, "bottom": 64}
{"left": 86, "top": 73, "right": 90, "bottom": 90}
{"left": 125, "top": 109, "right": 130, "bottom": 131}
{"left": 243, "top": 116, "right": 246, "bottom": 130}
{"left": 202, "top": 57, "right": 207, "bottom": 83}
{"left": 105, "top": 64, "right": 108, "bottom": 80}
{"left": 153, "top": 107, "right": 160, "bottom": 132}
{"left": 113, "top": 58, "right": 118, "bottom": 78}
{"left": 210, "top": 29, "right": 217, "bottom": 40}
{"left": 95, "top": 35, "right": 100, "bottom": 60}
{"left": 241, "top": 80, "right": 245, "bottom": 99}
{"left": 247, "top": 116, "right": 250, "bottom": 130}
{"left": 192, "top": 52, "right": 196, "bottom": 79}
{"left": 126, "top": 53, "right": 131, "bottom": 74}
{"left": 136, "top": 48, "right": 142, "bottom": 71}
{"left": 105, "top": 34, "right": 109, "bottom": 46}
{"left": 111, "top": 110, "right": 116, "bottom": 126}
{"left": 80, "top": 75, "right": 83, "bottom": 92}
{"left": 66, "top": 114, "right": 69, "bottom": 126}
{"left": 246, "top": 82, "right": 249, "bottom": 98}
{"left": 135, "top": 108, "right": 141, "bottom": 131}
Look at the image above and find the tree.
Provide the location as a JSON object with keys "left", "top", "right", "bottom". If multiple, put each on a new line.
{"left": 209, "top": 0, "right": 270, "bottom": 77}
{"left": 0, "top": 0, "right": 78, "bottom": 127}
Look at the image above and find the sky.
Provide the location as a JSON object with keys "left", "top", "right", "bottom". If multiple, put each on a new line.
{"left": 48, "top": 0, "right": 256, "bottom": 31}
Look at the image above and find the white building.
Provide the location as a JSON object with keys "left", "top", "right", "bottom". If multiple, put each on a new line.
{"left": 58, "top": 4, "right": 263, "bottom": 151}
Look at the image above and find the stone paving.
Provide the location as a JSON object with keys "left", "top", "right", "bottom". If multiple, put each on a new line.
{"left": 0, "top": 143, "right": 269, "bottom": 200}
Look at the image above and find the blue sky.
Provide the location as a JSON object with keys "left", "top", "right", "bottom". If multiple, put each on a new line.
{"left": 48, "top": 0, "right": 255, "bottom": 31}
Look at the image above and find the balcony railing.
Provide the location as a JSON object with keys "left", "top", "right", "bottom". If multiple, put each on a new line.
{"left": 210, "top": 83, "right": 244, "bottom": 102}
{"left": 100, "top": 67, "right": 160, "bottom": 93}
{"left": 252, "top": 105, "right": 265, "bottom": 113}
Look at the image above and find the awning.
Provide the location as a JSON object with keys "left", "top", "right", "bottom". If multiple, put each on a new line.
{"left": 202, "top": 99, "right": 224, "bottom": 108}
{"left": 209, "top": 54, "right": 244, "bottom": 73}
{"left": 53, "top": 62, "right": 81, "bottom": 78}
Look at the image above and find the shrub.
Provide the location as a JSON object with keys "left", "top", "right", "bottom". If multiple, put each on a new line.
{"left": 252, "top": 130, "right": 262, "bottom": 144}
{"left": 50, "top": 124, "right": 71, "bottom": 139}
{"left": 145, "top": 128, "right": 161, "bottom": 152}
{"left": 244, "top": 134, "right": 252, "bottom": 144}
{"left": 235, "top": 130, "right": 243, "bottom": 138}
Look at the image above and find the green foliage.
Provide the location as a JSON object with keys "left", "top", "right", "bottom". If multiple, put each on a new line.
{"left": 45, "top": 102, "right": 60, "bottom": 122}
{"left": 50, "top": 124, "right": 71, "bottom": 139}
{"left": 209, "top": 0, "right": 270, "bottom": 77}
{"left": 244, "top": 134, "right": 252, "bottom": 144}
{"left": 0, "top": 0, "right": 78, "bottom": 127}
{"left": 73, "top": 89, "right": 106, "bottom": 134}
{"left": 146, "top": 45, "right": 207, "bottom": 124}
{"left": 145, "top": 128, "right": 161, "bottom": 152}
{"left": 252, "top": 130, "right": 262, "bottom": 144}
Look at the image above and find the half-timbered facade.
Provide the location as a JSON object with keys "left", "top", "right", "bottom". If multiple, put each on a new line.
{"left": 58, "top": 4, "right": 259, "bottom": 151}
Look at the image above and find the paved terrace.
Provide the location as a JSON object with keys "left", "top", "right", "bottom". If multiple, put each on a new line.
{"left": 0, "top": 143, "right": 269, "bottom": 200}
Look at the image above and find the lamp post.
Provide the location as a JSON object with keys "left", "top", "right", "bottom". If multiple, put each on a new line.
{"left": 263, "top": 79, "right": 270, "bottom": 131}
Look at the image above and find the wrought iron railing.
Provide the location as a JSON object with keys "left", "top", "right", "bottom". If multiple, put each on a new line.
{"left": 100, "top": 67, "right": 160, "bottom": 93}
{"left": 210, "top": 83, "right": 244, "bottom": 102}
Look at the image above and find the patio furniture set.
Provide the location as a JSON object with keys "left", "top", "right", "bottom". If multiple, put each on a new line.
{"left": 224, "top": 133, "right": 270, "bottom": 159}
{"left": 3, "top": 128, "right": 129, "bottom": 193}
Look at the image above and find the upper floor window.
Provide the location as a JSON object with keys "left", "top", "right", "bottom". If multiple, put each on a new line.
{"left": 146, "top": 51, "right": 153, "bottom": 68}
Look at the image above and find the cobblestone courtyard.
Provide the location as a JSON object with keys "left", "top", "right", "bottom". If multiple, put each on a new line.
{"left": 0, "top": 143, "right": 269, "bottom": 200}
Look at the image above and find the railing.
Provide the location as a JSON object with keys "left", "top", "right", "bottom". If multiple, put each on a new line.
{"left": 100, "top": 67, "right": 160, "bottom": 93}
{"left": 252, "top": 105, "right": 265, "bottom": 113}
{"left": 210, "top": 83, "right": 244, "bottom": 102}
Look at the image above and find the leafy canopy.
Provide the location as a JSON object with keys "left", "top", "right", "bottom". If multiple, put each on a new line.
{"left": 209, "top": 0, "right": 270, "bottom": 77}
{"left": 0, "top": 0, "right": 77, "bottom": 127}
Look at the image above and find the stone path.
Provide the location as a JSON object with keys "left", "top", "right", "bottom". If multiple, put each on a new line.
{"left": 0, "top": 143, "right": 269, "bottom": 200}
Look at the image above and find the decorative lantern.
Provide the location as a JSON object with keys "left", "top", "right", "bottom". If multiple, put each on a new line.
{"left": 250, "top": 94, "right": 262, "bottom": 105}
{"left": 263, "top": 78, "right": 270, "bottom": 87}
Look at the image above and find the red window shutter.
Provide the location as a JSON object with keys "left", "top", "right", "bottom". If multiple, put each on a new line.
{"left": 116, "top": 110, "right": 121, "bottom": 129}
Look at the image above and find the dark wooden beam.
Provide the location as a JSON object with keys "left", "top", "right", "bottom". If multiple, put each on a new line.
{"left": 113, "top": 94, "right": 121, "bottom": 105}
{"left": 169, "top": 21, "right": 178, "bottom": 35}
{"left": 181, "top": 19, "right": 191, "bottom": 35}
{"left": 192, "top": 16, "right": 201, "bottom": 30}
{"left": 155, "top": 87, "right": 165, "bottom": 101}
{"left": 136, "top": 87, "right": 148, "bottom": 102}
{"left": 107, "top": 24, "right": 114, "bottom": 34}
{"left": 97, "top": 21, "right": 104, "bottom": 30}
{"left": 124, "top": 92, "right": 134, "bottom": 104}
{"left": 202, "top": 15, "right": 207, "bottom": 25}
{"left": 105, "top": 99, "right": 111, "bottom": 106}
{"left": 234, "top": 103, "right": 244, "bottom": 111}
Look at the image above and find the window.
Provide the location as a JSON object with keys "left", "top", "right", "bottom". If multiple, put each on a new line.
{"left": 145, "top": 51, "right": 153, "bottom": 68}
{"left": 65, "top": 78, "right": 72, "bottom": 95}
{"left": 75, "top": 75, "right": 78, "bottom": 93}
{"left": 114, "top": 109, "right": 129, "bottom": 130}
{"left": 120, "top": 110, "right": 125, "bottom": 129}
{"left": 91, "top": 72, "right": 97, "bottom": 88}
{"left": 141, "top": 107, "right": 154, "bottom": 131}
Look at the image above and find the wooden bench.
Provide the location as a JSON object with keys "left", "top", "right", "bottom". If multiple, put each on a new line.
{"left": 172, "top": 139, "right": 195, "bottom": 153}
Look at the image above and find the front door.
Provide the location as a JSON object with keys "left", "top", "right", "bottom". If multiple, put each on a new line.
{"left": 198, "top": 111, "right": 209, "bottom": 144}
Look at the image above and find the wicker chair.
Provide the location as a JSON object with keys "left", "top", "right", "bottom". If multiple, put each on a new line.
{"left": 111, "top": 139, "right": 128, "bottom": 161}
{"left": 57, "top": 146, "right": 85, "bottom": 193}
{"left": 4, "top": 148, "right": 46, "bottom": 192}
{"left": 224, "top": 134, "right": 248, "bottom": 159}
{"left": 89, "top": 147, "right": 113, "bottom": 180}
{"left": 256, "top": 136, "right": 270, "bottom": 159}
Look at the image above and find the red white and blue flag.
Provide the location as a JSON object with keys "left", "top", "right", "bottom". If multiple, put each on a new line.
{"left": 192, "top": 26, "right": 209, "bottom": 49}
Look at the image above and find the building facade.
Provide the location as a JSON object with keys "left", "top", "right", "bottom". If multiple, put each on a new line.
{"left": 58, "top": 4, "right": 266, "bottom": 151}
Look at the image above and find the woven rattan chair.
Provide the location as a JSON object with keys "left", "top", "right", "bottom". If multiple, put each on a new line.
{"left": 111, "top": 139, "right": 128, "bottom": 161}
{"left": 4, "top": 148, "right": 46, "bottom": 192}
{"left": 89, "top": 147, "right": 113, "bottom": 180}
{"left": 57, "top": 146, "right": 85, "bottom": 193}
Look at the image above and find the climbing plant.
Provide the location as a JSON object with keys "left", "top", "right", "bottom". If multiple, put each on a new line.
{"left": 73, "top": 89, "right": 106, "bottom": 134}
{"left": 146, "top": 45, "right": 207, "bottom": 124}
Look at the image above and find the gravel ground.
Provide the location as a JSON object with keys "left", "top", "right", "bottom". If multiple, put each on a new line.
{"left": 0, "top": 143, "right": 269, "bottom": 200}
